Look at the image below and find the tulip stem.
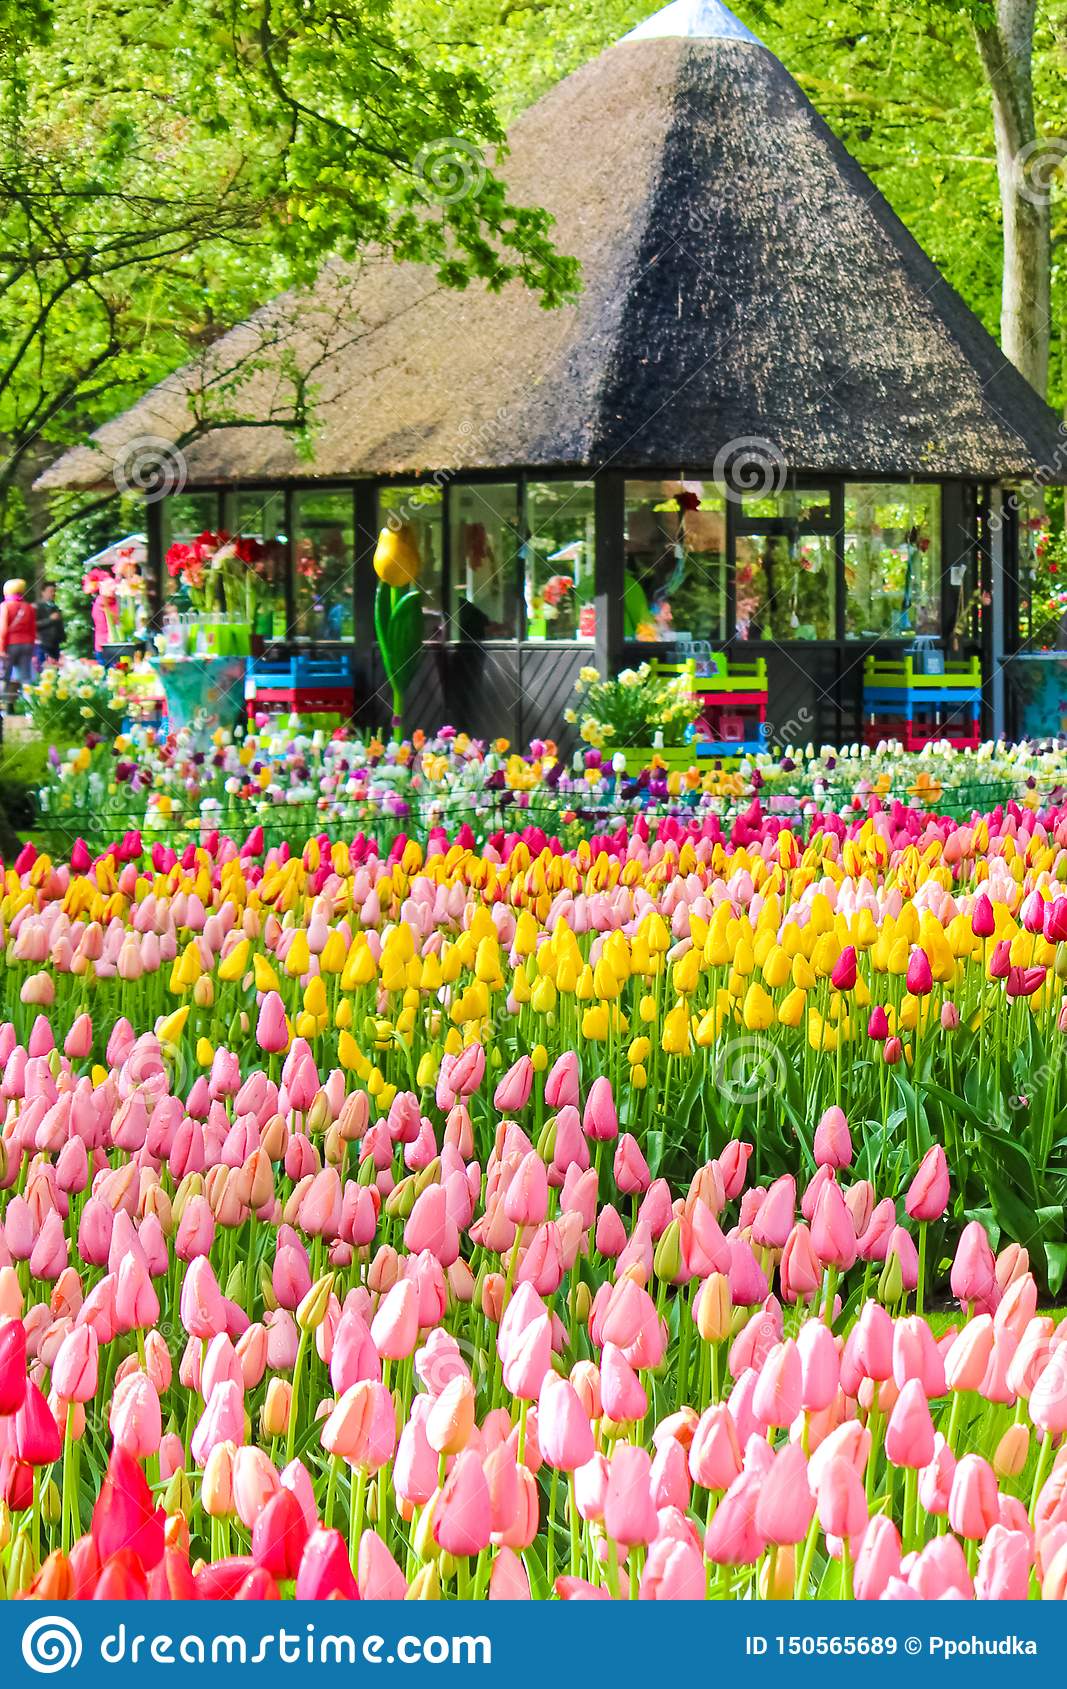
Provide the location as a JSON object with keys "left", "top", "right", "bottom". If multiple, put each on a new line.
{"left": 502, "top": 1229, "right": 522, "bottom": 1311}
{"left": 945, "top": 1388, "right": 963, "bottom": 1457}
{"left": 1029, "top": 1431, "right": 1054, "bottom": 1524}
{"left": 902, "top": 1466, "right": 918, "bottom": 1552}
{"left": 349, "top": 1465, "right": 368, "bottom": 1566}
{"left": 325, "top": 1452, "right": 340, "bottom": 1529}
{"left": 60, "top": 1414, "right": 74, "bottom": 1555}
{"left": 568, "top": 1471, "right": 580, "bottom": 1577}
{"left": 517, "top": 1399, "right": 528, "bottom": 1466}
{"left": 794, "top": 1512, "right": 819, "bottom": 1598}
{"left": 916, "top": 1222, "right": 927, "bottom": 1316}
{"left": 286, "top": 1327, "right": 309, "bottom": 1467}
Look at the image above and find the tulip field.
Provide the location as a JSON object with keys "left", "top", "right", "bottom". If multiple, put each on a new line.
{"left": 6, "top": 789, "right": 1067, "bottom": 1602}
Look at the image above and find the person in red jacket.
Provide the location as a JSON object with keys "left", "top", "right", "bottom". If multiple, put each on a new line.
{"left": 0, "top": 579, "right": 37, "bottom": 710}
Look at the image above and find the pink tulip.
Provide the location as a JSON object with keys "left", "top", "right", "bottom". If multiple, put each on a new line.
{"left": 704, "top": 1470, "right": 765, "bottom": 1566}
{"left": 755, "top": 1441, "right": 813, "bottom": 1545}
{"left": 109, "top": 1371, "right": 162, "bottom": 1460}
{"left": 434, "top": 1448, "right": 492, "bottom": 1557}
{"left": 975, "top": 1524, "right": 1032, "bottom": 1600}
{"left": 905, "top": 948, "right": 932, "bottom": 995}
{"left": 951, "top": 1220, "right": 997, "bottom": 1311}
{"left": 255, "top": 992, "right": 289, "bottom": 1054}
{"left": 815, "top": 1454, "right": 867, "bottom": 1542}
{"left": 813, "top": 1106, "right": 852, "bottom": 1169}
{"left": 905, "top": 1145, "right": 949, "bottom": 1222}
{"left": 544, "top": 1051, "right": 579, "bottom": 1109}
{"left": 582, "top": 1076, "right": 618, "bottom": 1143}
{"left": 751, "top": 1339, "right": 802, "bottom": 1430}
{"left": 603, "top": 1443, "right": 658, "bottom": 1548}
{"left": 884, "top": 1378, "right": 935, "bottom": 1469}
{"left": 493, "top": 1055, "right": 533, "bottom": 1114}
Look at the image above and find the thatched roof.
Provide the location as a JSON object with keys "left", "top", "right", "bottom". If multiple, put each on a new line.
{"left": 37, "top": 0, "right": 1066, "bottom": 492}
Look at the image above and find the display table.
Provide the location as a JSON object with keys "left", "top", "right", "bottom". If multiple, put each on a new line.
{"left": 149, "top": 655, "right": 247, "bottom": 731}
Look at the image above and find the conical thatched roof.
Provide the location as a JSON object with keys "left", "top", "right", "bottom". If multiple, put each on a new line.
{"left": 37, "top": 0, "right": 1065, "bottom": 492}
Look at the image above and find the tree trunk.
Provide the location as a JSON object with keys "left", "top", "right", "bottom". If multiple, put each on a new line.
{"left": 974, "top": 0, "right": 1051, "bottom": 398}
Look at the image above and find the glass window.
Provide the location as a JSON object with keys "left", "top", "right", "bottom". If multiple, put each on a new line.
{"left": 738, "top": 487, "right": 832, "bottom": 525}
{"left": 845, "top": 484, "right": 941, "bottom": 639}
{"left": 525, "top": 481, "right": 595, "bottom": 641}
{"left": 448, "top": 483, "right": 520, "bottom": 639}
{"left": 378, "top": 484, "right": 444, "bottom": 636}
{"left": 234, "top": 490, "right": 289, "bottom": 638}
{"left": 735, "top": 532, "right": 836, "bottom": 641}
{"left": 624, "top": 480, "right": 727, "bottom": 643}
{"left": 293, "top": 490, "right": 355, "bottom": 640}
{"left": 161, "top": 493, "right": 220, "bottom": 605}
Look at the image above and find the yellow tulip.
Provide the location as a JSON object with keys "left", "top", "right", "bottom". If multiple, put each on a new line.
{"left": 373, "top": 523, "right": 422, "bottom": 588}
{"left": 661, "top": 1003, "right": 692, "bottom": 1055}
{"left": 218, "top": 938, "right": 250, "bottom": 982}
{"left": 742, "top": 982, "right": 775, "bottom": 1032}
{"left": 777, "top": 986, "right": 806, "bottom": 1027}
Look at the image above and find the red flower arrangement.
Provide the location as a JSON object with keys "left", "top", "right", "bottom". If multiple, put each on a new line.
{"left": 164, "top": 531, "right": 266, "bottom": 614}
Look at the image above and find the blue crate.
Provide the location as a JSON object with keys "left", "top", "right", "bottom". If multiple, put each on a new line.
{"left": 246, "top": 655, "right": 353, "bottom": 687}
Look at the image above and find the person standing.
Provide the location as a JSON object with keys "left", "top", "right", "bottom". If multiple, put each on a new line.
{"left": 35, "top": 580, "right": 64, "bottom": 665}
{"left": 0, "top": 579, "right": 36, "bottom": 711}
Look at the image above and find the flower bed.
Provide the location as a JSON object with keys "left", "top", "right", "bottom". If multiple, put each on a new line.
{"left": 2, "top": 803, "right": 1067, "bottom": 1599}
{"left": 29, "top": 720, "right": 1067, "bottom": 857}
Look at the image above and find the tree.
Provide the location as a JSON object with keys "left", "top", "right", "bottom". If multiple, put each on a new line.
{"left": 0, "top": 0, "right": 579, "bottom": 551}
{"left": 969, "top": 0, "right": 1055, "bottom": 395}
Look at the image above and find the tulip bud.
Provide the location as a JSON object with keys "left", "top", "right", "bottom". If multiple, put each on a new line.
{"left": 261, "top": 1115, "right": 288, "bottom": 1161}
{"left": 414, "top": 1159, "right": 441, "bottom": 1197}
{"left": 883, "top": 1036, "right": 902, "bottom": 1066}
{"left": 573, "top": 1282, "right": 592, "bottom": 1324}
{"left": 653, "top": 1219, "right": 683, "bottom": 1285}
{"left": 759, "top": 1541, "right": 795, "bottom": 1599}
{"left": 7, "top": 1532, "right": 34, "bottom": 1596}
{"left": 878, "top": 1249, "right": 904, "bottom": 1306}
{"left": 296, "top": 1273, "right": 335, "bottom": 1333}
{"left": 193, "top": 975, "right": 215, "bottom": 1009}
{"left": 481, "top": 1273, "right": 505, "bottom": 1324}
{"left": 41, "top": 1477, "right": 61, "bottom": 1525}
{"left": 259, "top": 1264, "right": 279, "bottom": 1312}
{"left": 171, "top": 1172, "right": 204, "bottom": 1229}
{"left": 261, "top": 1378, "right": 292, "bottom": 1439}
{"left": 385, "top": 1177, "right": 416, "bottom": 1220}
{"left": 202, "top": 1442, "right": 235, "bottom": 1516}
{"left": 406, "top": 1561, "right": 441, "bottom": 1600}
{"left": 993, "top": 1423, "right": 1029, "bottom": 1478}
{"left": 695, "top": 1274, "right": 732, "bottom": 1343}
{"left": 163, "top": 1468, "right": 193, "bottom": 1518}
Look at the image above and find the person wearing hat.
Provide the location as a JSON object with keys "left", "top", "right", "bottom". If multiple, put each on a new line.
{"left": 0, "top": 579, "right": 36, "bottom": 710}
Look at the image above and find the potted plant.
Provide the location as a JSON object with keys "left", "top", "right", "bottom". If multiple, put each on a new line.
{"left": 564, "top": 662, "right": 698, "bottom": 772}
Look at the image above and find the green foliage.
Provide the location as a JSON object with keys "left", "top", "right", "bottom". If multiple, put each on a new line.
{"left": 41, "top": 497, "right": 135, "bottom": 655}
{"left": 0, "top": 0, "right": 580, "bottom": 551}
{"left": 0, "top": 732, "right": 48, "bottom": 855}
